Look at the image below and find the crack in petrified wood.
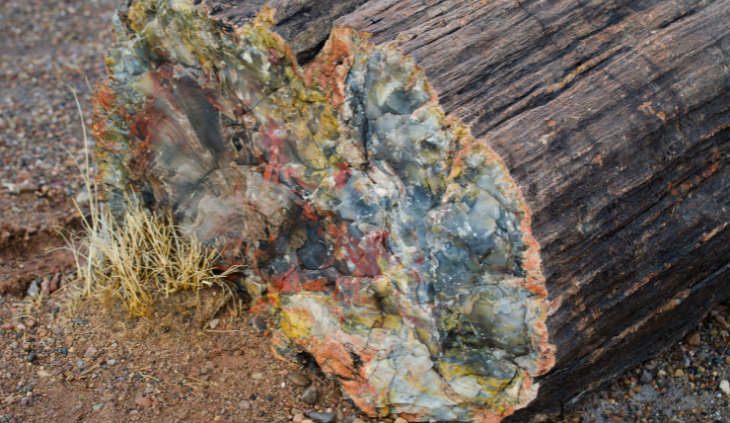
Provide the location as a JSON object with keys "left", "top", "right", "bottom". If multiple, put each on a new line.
{"left": 93, "top": 1, "right": 555, "bottom": 421}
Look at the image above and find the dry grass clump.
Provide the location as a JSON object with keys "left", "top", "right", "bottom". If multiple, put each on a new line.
{"left": 67, "top": 90, "right": 241, "bottom": 323}
{"left": 74, "top": 200, "right": 240, "bottom": 319}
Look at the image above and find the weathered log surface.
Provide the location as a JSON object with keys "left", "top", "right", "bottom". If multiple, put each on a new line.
{"left": 99, "top": 0, "right": 729, "bottom": 421}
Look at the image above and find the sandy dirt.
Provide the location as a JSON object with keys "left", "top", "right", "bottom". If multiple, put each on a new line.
{"left": 1, "top": 1, "right": 729, "bottom": 423}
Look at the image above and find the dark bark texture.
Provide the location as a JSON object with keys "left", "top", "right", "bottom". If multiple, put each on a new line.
{"left": 143, "top": 0, "right": 730, "bottom": 420}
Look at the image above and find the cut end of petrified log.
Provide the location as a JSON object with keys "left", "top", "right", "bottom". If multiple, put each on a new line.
{"left": 93, "top": 0, "right": 555, "bottom": 420}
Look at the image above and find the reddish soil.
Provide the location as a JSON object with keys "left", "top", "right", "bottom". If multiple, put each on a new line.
{"left": 0, "top": 295, "right": 363, "bottom": 423}
{"left": 0, "top": 197, "right": 80, "bottom": 297}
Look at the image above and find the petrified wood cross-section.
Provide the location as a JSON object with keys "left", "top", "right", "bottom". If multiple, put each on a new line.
{"left": 93, "top": 1, "right": 553, "bottom": 421}
{"left": 94, "top": 0, "right": 730, "bottom": 422}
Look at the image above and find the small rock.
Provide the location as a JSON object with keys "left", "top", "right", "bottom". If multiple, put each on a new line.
{"left": 37, "top": 370, "right": 51, "bottom": 378}
{"left": 208, "top": 318, "right": 220, "bottom": 329}
{"left": 352, "top": 419, "right": 367, "bottom": 423}
{"left": 287, "top": 372, "right": 311, "bottom": 387}
{"left": 305, "top": 411, "right": 335, "bottom": 423}
{"left": 252, "top": 314, "right": 268, "bottom": 332}
{"left": 251, "top": 372, "right": 264, "bottom": 380}
{"left": 84, "top": 345, "right": 97, "bottom": 359}
{"left": 26, "top": 353, "right": 37, "bottom": 363}
{"left": 134, "top": 394, "right": 152, "bottom": 408}
{"left": 394, "top": 418, "right": 408, "bottom": 423}
{"left": 720, "top": 380, "right": 730, "bottom": 396}
{"left": 639, "top": 370, "right": 653, "bottom": 384}
{"left": 725, "top": 356, "right": 730, "bottom": 365}
{"left": 16, "top": 169, "right": 31, "bottom": 183}
{"left": 674, "top": 369, "right": 684, "bottom": 378}
{"left": 93, "top": 402, "right": 104, "bottom": 411}
{"left": 4, "top": 182, "right": 19, "bottom": 195}
{"left": 75, "top": 188, "right": 90, "bottom": 206}
{"left": 238, "top": 400, "right": 250, "bottom": 410}
{"left": 19, "top": 397, "right": 31, "bottom": 407}
{"left": 26, "top": 279, "right": 40, "bottom": 297}
{"left": 712, "top": 312, "right": 730, "bottom": 330}
{"left": 107, "top": 359, "right": 116, "bottom": 366}
{"left": 301, "top": 385, "right": 318, "bottom": 405}
{"left": 686, "top": 332, "right": 701, "bottom": 346}
{"left": 292, "top": 412, "right": 305, "bottom": 423}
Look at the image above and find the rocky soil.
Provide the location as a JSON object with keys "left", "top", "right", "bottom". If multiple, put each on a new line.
{"left": 1, "top": 1, "right": 728, "bottom": 422}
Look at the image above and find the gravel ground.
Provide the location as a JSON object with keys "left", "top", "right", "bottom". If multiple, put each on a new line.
{"left": 0, "top": 0, "right": 115, "bottom": 296}
{"left": 1, "top": 1, "right": 729, "bottom": 422}
{"left": 562, "top": 307, "right": 730, "bottom": 423}
{"left": 0, "top": 294, "right": 362, "bottom": 423}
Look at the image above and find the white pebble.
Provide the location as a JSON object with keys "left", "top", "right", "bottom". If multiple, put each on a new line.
{"left": 720, "top": 379, "right": 730, "bottom": 396}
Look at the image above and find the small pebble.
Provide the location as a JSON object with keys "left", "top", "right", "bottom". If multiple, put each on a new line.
{"left": 252, "top": 314, "right": 268, "bottom": 332}
{"left": 287, "top": 371, "right": 311, "bottom": 387}
{"left": 720, "top": 380, "right": 730, "bottom": 396}
{"left": 395, "top": 418, "right": 408, "bottom": 423}
{"left": 639, "top": 370, "right": 653, "bottom": 384}
{"left": 302, "top": 385, "right": 318, "bottom": 405}
{"left": 238, "top": 400, "right": 250, "bottom": 409}
{"left": 26, "top": 280, "right": 40, "bottom": 297}
{"left": 686, "top": 332, "right": 701, "bottom": 346}
{"left": 84, "top": 345, "right": 97, "bottom": 359}
{"left": 305, "top": 411, "right": 335, "bottom": 423}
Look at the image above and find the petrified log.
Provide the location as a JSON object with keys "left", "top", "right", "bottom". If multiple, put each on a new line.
{"left": 93, "top": 0, "right": 730, "bottom": 421}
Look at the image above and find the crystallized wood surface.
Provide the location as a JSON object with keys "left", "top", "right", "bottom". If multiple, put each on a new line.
{"left": 103, "top": 0, "right": 730, "bottom": 420}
